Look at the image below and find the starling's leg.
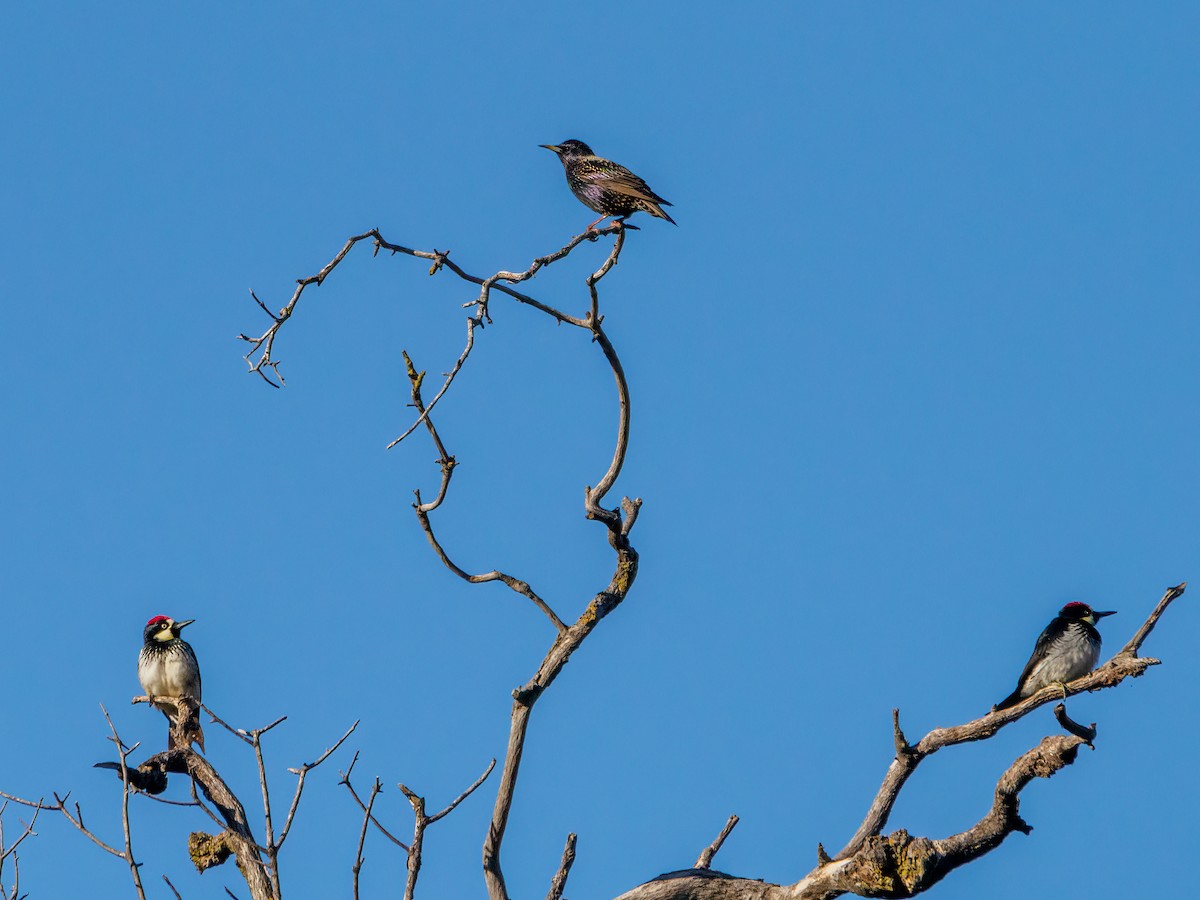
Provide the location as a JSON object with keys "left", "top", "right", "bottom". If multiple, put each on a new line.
{"left": 586, "top": 214, "right": 610, "bottom": 233}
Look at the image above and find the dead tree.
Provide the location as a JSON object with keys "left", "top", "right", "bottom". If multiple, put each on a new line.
{"left": 0, "top": 222, "right": 1185, "bottom": 898}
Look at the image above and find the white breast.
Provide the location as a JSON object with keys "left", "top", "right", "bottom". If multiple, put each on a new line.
{"left": 1025, "top": 624, "right": 1099, "bottom": 693}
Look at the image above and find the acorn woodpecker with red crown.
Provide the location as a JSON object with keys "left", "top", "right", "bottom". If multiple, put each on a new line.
{"left": 994, "top": 602, "right": 1115, "bottom": 711}
{"left": 138, "top": 615, "right": 204, "bottom": 751}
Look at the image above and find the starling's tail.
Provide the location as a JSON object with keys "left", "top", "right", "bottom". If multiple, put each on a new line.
{"left": 993, "top": 688, "right": 1024, "bottom": 712}
{"left": 648, "top": 202, "right": 677, "bottom": 225}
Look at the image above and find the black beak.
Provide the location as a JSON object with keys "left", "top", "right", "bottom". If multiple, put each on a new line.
{"left": 1093, "top": 610, "right": 1116, "bottom": 619}
{"left": 173, "top": 618, "right": 196, "bottom": 631}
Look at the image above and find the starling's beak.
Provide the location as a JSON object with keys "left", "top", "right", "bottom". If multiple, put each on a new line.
{"left": 1093, "top": 610, "right": 1117, "bottom": 619}
{"left": 539, "top": 144, "right": 561, "bottom": 154}
{"left": 173, "top": 618, "right": 196, "bottom": 631}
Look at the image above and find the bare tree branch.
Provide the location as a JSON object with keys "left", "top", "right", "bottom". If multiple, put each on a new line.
{"left": 278, "top": 720, "right": 358, "bottom": 849}
{"left": 425, "top": 759, "right": 497, "bottom": 826}
{"left": 1118, "top": 580, "right": 1185, "bottom": 655}
{"left": 248, "top": 718, "right": 285, "bottom": 899}
{"left": 1053, "top": 702, "right": 1097, "bottom": 746}
{"left": 351, "top": 779, "right": 381, "bottom": 900}
{"left": 0, "top": 790, "right": 124, "bottom": 860}
{"left": 239, "top": 224, "right": 624, "bottom": 391}
{"left": 339, "top": 754, "right": 409, "bottom": 851}
{"left": 694, "top": 816, "right": 739, "bottom": 870}
{"left": 400, "top": 759, "right": 496, "bottom": 900}
{"left": 404, "top": 352, "right": 568, "bottom": 632}
{"left": 99, "top": 706, "right": 148, "bottom": 900}
{"left": 546, "top": 833, "right": 577, "bottom": 900}
{"left": 792, "top": 736, "right": 1086, "bottom": 899}
{"left": 0, "top": 801, "right": 39, "bottom": 900}
{"left": 0, "top": 802, "right": 40, "bottom": 867}
{"left": 340, "top": 754, "right": 494, "bottom": 900}
{"left": 474, "top": 230, "right": 641, "bottom": 900}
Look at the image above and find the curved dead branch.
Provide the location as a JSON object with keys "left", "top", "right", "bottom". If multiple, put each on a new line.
{"left": 239, "top": 224, "right": 625, "bottom": 390}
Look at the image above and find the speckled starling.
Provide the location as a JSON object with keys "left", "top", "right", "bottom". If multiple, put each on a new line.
{"left": 541, "top": 139, "right": 675, "bottom": 230}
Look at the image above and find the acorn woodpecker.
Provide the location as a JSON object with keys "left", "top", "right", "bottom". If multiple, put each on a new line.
{"left": 994, "top": 602, "right": 1115, "bottom": 711}
{"left": 138, "top": 615, "right": 204, "bottom": 751}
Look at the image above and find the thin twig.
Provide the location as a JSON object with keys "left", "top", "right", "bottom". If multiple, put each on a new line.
{"left": 250, "top": 728, "right": 279, "bottom": 899}
{"left": 278, "top": 720, "right": 358, "bottom": 848}
{"left": 0, "top": 804, "right": 39, "bottom": 866}
{"left": 200, "top": 704, "right": 255, "bottom": 746}
{"left": 339, "top": 754, "right": 409, "bottom": 851}
{"left": 1118, "top": 582, "right": 1185, "bottom": 656}
{"left": 352, "top": 780, "right": 381, "bottom": 900}
{"left": 100, "top": 705, "right": 148, "bottom": 900}
{"left": 426, "top": 758, "right": 496, "bottom": 825}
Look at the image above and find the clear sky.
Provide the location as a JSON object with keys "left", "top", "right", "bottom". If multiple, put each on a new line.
{"left": 2, "top": 4, "right": 1197, "bottom": 899}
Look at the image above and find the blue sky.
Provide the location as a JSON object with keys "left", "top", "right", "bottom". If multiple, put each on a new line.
{"left": 2, "top": 4, "right": 1197, "bottom": 898}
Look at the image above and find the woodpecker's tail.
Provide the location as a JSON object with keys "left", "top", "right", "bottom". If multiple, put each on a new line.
{"left": 163, "top": 699, "right": 206, "bottom": 753}
{"left": 993, "top": 688, "right": 1024, "bottom": 712}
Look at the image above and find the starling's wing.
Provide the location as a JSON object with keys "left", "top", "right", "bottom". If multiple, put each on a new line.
{"left": 578, "top": 163, "right": 672, "bottom": 207}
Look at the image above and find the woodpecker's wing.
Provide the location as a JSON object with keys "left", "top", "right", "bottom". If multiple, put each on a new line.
{"left": 182, "top": 640, "right": 202, "bottom": 703}
{"left": 1004, "top": 617, "right": 1069, "bottom": 701}
{"left": 996, "top": 619, "right": 1065, "bottom": 710}
{"left": 577, "top": 162, "right": 673, "bottom": 207}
